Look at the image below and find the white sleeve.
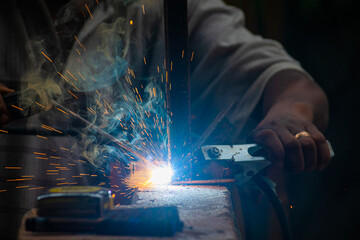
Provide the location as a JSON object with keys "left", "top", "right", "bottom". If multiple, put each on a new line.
{"left": 188, "top": 0, "right": 313, "bottom": 141}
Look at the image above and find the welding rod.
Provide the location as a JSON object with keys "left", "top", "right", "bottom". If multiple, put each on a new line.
{"left": 172, "top": 179, "right": 236, "bottom": 185}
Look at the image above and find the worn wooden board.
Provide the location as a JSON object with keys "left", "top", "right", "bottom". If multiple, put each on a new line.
{"left": 18, "top": 185, "right": 241, "bottom": 240}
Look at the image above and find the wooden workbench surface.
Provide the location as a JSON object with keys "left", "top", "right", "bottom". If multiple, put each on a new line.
{"left": 18, "top": 185, "right": 241, "bottom": 240}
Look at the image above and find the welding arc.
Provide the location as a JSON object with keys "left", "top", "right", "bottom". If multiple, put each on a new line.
{"left": 51, "top": 101, "right": 147, "bottom": 163}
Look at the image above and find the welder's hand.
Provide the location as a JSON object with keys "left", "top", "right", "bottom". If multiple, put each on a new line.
{"left": 249, "top": 108, "right": 331, "bottom": 172}
{"left": 0, "top": 83, "right": 15, "bottom": 127}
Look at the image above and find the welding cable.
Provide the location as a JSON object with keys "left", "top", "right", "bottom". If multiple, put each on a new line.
{"left": 251, "top": 175, "right": 293, "bottom": 240}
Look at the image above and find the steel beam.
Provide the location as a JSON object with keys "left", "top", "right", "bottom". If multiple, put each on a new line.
{"left": 164, "top": 0, "right": 192, "bottom": 180}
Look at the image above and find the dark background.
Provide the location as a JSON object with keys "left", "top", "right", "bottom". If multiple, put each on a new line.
{"left": 224, "top": 0, "right": 359, "bottom": 239}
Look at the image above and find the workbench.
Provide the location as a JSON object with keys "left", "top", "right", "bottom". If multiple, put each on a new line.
{"left": 18, "top": 185, "right": 241, "bottom": 240}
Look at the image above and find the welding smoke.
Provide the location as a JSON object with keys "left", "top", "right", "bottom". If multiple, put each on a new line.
{"left": 15, "top": 1, "right": 169, "bottom": 184}
{"left": 17, "top": 37, "right": 64, "bottom": 116}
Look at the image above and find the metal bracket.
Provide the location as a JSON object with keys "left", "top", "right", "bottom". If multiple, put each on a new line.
{"left": 201, "top": 141, "right": 334, "bottom": 184}
{"left": 201, "top": 144, "right": 271, "bottom": 184}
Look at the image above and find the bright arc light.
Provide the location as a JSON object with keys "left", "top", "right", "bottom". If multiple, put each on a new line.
{"left": 149, "top": 166, "right": 173, "bottom": 185}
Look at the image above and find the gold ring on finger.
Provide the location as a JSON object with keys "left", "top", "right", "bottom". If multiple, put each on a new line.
{"left": 295, "top": 131, "right": 311, "bottom": 139}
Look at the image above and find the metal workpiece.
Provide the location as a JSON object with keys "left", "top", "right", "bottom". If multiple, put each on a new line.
{"left": 19, "top": 186, "right": 239, "bottom": 239}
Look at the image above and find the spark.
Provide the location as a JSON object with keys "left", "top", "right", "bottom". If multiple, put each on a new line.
{"left": 41, "top": 124, "right": 53, "bottom": 131}
{"left": 34, "top": 152, "right": 46, "bottom": 155}
{"left": 11, "top": 105, "right": 23, "bottom": 111}
{"left": 36, "top": 135, "right": 48, "bottom": 140}
{"left": 66, "top": 70, "right": 78, "bottom": 81}
{"left": 34, "top": 102, "right": 45, "bottom": 108}
{"left": 40, "top": 124, "right": 63, "bottom": 134}
{"left": 57, "top": 107, "right": 69, "bottom": 115}
{"left": 29, "top": 187, "right": 44, "bottom": 190}
{"left": 6, "top": 179, "right": 31, "bottom": 182}
{"left": 0, "top": 129, "right": 8, "bottom": 133}
{"left": 67, "top": 90, "right": 78, "bottom": 99}
{"left": 78, "top": 72, "right": 86, "bottom": 80}
{"left": 56, "top": 167, "right": 70, "bottom": 170}
{"left": 142, "top": 4, "right": 145, "bottom": 14}
{"left": 41, "top": 51, "right": 53, "bottom": 62}
{"left": 84, "top": 4, "right": 93, "bottom": 19}
{"left": 57, "top": 71, "right": 69, "bottom": 81}
{"left": 103, "top": 100, "right": 114, "bottom": 112}
{"left": 87, "top": 107, "right": 96, "bottom": 114}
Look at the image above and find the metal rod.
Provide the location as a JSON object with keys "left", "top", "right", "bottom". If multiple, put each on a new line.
{"left": 164, "top": 0, "right": 192, "bottom": 181}
{"left": 172, "top": 179, "right": 236, "bottom": 185}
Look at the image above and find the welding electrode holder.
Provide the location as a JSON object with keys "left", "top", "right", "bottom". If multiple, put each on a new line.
{"left": 198, "top": 141, "right": 334, "bottom": 185}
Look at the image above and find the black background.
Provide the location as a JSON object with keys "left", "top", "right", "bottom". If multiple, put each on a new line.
{"left": 225, "top": 0, "right": 359, "bottom": 239}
